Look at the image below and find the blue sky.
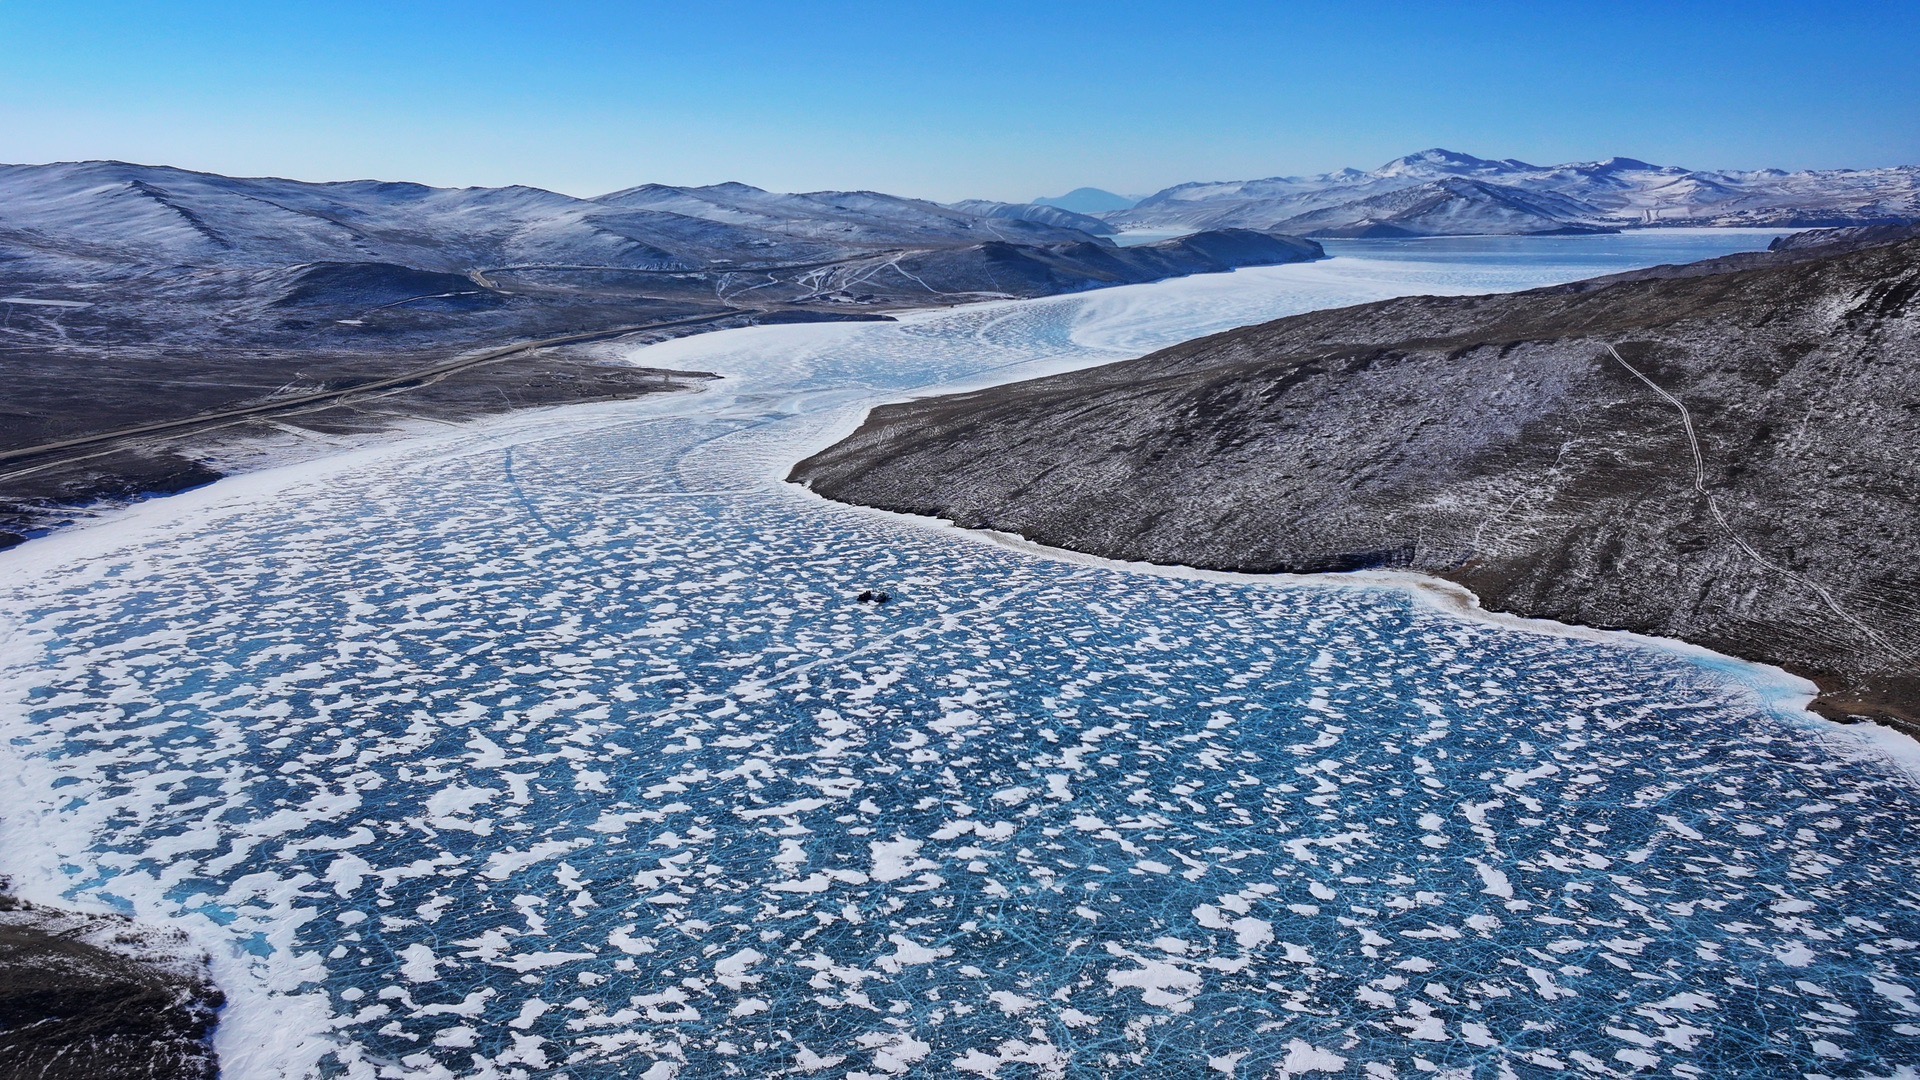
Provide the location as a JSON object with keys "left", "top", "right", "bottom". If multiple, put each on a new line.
{"left": 0, "top": 1, "right": 1914, "bottom": 200}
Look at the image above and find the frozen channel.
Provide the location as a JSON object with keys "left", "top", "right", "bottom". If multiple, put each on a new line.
{"left": 2, "top": 232, "right": 1917, "bottom": 1078}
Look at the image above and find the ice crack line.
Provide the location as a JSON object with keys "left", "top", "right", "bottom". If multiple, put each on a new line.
{"left": 1603, "top": 342, "right": 1911, "bottom": 664}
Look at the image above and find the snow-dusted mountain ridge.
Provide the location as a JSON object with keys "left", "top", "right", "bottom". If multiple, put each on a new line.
{"left": 0, "top": 160, "right": 1106, "bottom": 276}
{"left": 1111, "top": 149, "right": 1920, "bottom": 236}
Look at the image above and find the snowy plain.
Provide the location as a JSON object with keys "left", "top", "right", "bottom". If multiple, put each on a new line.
{"left": 2, "top": 231, "right": 1918, "bottom": 1079}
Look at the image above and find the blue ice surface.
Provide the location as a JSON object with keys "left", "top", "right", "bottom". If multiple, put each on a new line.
{"left": 1316, "top": 229, "right": 1798, "bottom": 279}
{"left": 4, "top": 232, "right": 1918, "bottom": 1079}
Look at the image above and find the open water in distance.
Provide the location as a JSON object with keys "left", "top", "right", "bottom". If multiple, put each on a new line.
{"left": 4, "top": 231, "right": 1918, "bottom": 1079}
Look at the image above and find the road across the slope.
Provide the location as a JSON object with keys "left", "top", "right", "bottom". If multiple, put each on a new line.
{"left": 0, "top": 311, "right": 742, "bottom": 469}
{"left": 1603, "top": 341, "right": 1911, "bottom": 663}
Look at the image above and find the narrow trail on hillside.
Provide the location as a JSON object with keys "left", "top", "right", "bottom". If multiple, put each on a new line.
{"left": 1602, "top": 342, "right": 1911, "bottom": 663}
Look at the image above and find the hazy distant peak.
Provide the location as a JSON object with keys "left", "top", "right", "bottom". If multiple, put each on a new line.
{"left": 1033, "top": 187, "right": 1137, "bottom": 214}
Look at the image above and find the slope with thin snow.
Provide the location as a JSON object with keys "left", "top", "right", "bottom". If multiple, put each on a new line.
{"left": 0, "top": 163, "right": 1105, "bottom": 279}
{"left": 944, "top": 199, "right": 1115, "bottom": 235}
{"left": 793, "top": 229, "right": 1920, "bottom": 727}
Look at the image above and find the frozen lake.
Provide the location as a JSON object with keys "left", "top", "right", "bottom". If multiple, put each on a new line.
{"left": 4, "top": 231, "right": 1918, "bottom": 1078}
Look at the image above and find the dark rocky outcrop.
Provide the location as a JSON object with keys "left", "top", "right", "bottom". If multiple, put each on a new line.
{"left": 0, "top": 890, "right": 222, "bottom": 1079}
{"left": 792, "top": 231, "right": 1920, "bottom": 732}
{"left": 885, "top": 230, "right": 1323, "bottom": 297}
{"left": 271, "top": 262, "right": 504, "bottom": 311}
{"left": 0, "top": 356, "right": 721, "bottom": 548}
{"left": 1768, "top": 222, "right": 1920, "bottom": 255}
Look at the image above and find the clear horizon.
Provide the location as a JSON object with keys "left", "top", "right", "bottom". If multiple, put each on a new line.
{"left": 1, "top": 0, "right": 1915, "bottom": 202}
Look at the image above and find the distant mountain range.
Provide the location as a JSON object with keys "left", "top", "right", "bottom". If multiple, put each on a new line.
{"left": 0, "top": 161, "right": 1107, "bottom": 280}
{"left": 1102, "top": 149, "right": 1920, "bottom": 237}
{"left": 0, "top": 161, "right": 1326, "bottom": 353}
{"left": 0, "top": 159, "right": 1326, "bottom": 544}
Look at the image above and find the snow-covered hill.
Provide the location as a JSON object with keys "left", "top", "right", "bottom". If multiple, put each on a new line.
{"left": 0, "top": 162, "right": 1105, "bottom": 282}
{"left": 599, "top": 181, "right": 1098, "bottom": 248}
{"left": 944, "top": 199, "right": 1115, "bottom": 235}
{"left": 1112, "top": 149, "right": 1920, "bottom": 236}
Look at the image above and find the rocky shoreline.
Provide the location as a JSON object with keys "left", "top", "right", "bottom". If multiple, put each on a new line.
{"left": 0, "top": 344, "right": 727, "bottom": 549}
{"left": 0, "top": 887, "right": 223, "bottom": 1079}
{"left": 791, "top": 227, "right": 1920, "bottom": 733}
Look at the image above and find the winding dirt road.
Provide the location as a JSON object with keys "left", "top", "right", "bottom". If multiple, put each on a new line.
{"left": 0, "top": 312, "right": 740, "bottom": 470}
